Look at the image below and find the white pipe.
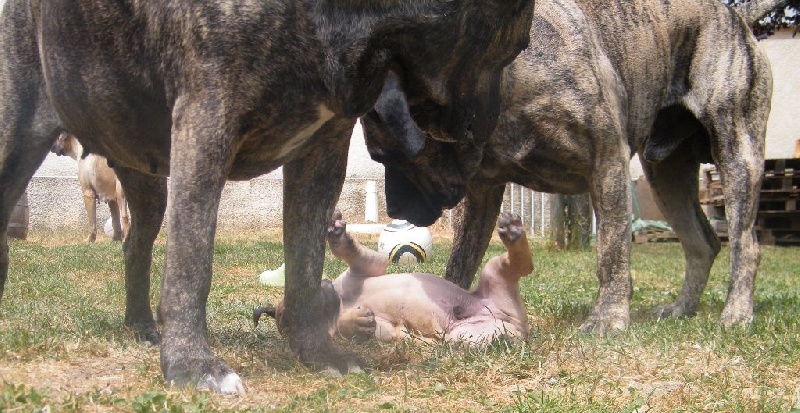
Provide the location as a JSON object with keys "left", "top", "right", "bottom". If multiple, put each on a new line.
{"left": 510, "top": 184, "right": 515, "bottom": 215}
{"left": 531, "top": 189, "right": 536, "bottom": 235}
{"left": 541, "top": 193, "right": 546, "bottom": 234}
{"left": 364, "top": 180, "right": 378, "bottom": 222}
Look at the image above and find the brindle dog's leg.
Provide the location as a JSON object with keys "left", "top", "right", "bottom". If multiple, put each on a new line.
{"left": 0, "top": 0, "right": 62, "bottom": 303}
{"left": 158, "top": 96, "right": 244, "bottom": 394}
{"left": 581, "top": 156, "right": 632, "bottom": 333}
{"left": 711, "top": 124, "right": 764, "bottom": 327}
{"left": 446, "top": 183, "right": 506, "bottom": 289}
{"left": 114, "top": 167, "right": 166, "bottom": 344}
{"left": 644, "top": 143, "right": 720, "bottom": 320}
{"left": 283, "top": 122, "right": 366, "bottom": 375}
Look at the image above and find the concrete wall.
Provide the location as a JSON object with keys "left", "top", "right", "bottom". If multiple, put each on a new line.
{"left": 28, "top": 121, "right": 394, "bottom": 235}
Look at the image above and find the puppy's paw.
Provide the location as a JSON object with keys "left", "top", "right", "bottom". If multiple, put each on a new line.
{"left": 497, "top": 212, "right": 525, "bottom": 243}
{"left": 338, "top": 306, "right": 376, "bottom": 340}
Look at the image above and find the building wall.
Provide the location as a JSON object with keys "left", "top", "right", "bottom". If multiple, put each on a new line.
{"left": 760, "top": 29, "right": 800, "bottom": 159}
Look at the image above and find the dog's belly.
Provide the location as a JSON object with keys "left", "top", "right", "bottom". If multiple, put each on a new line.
{"left": 336, "top": 273, "right": 479, "bottom": 338}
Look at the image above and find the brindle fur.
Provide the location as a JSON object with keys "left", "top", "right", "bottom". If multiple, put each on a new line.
{"left": 364, "top": 0, "right": 778, "bottom": 332}
{"left": 0, "top": 0, "right": 534, "bottom": 393}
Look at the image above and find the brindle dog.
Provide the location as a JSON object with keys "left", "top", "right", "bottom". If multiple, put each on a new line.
{"left": 363, "top": 0, "right": 780, "bottom": 332}
{"left": 0, "top": 0, "right": 534, "bottom": 393}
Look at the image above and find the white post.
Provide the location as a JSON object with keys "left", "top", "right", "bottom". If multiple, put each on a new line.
{"left": 510, "top": 183, "right": 516, "bottom": 215}
{"left": 365, "top": 180, "right": 378, "bottom": 223}
{"left": 541, "top": 193, "right": 546, "bottom": 235}
{"left": 531, "top": 189, "right": 536, "bottom": 235}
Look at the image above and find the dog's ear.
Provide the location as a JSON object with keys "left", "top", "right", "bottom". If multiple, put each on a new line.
{"left": 253, "top": 306, "right": 277, "bottom": 327}
{"left": 373, "top": 72, "right": 426, "bottom": 158}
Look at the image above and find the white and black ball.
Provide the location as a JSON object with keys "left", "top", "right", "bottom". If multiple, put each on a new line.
{"left": 378, "top": 220, "right": 433, "bottom": 264}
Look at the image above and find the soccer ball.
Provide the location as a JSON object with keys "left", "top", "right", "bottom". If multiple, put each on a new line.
{"left": 378, "top": 220, "right": 433, "bottom": 264}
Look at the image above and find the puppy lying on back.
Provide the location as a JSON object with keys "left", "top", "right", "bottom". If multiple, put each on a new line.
{"left": 256, "top": 212, "right": 533, "bottom": 344}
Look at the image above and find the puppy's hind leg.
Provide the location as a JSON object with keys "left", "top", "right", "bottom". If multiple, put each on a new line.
{"left": 327, "top": 210, "right": 389, "bottom": 277}
{"left": 447, "top": 183, "right": 506, "bottom": 289}
{"left": 490, "top": 212, "right": 533, "bottom": 279}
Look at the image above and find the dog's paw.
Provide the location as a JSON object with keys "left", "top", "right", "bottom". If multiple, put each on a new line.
{"left": 720, "top": 302, "right": 754, "bottom": 328}
{"left": 338, "top": 307, "right": 376, "bottom": 340}
{"left": 292, "top": 336, "right": 367, "bottom": 376}
{"left": 578, "top": 301, "right": 629, "bottom": 334}
{"left": 327, "top": 210, "right": 346, "bottom": 236}
{"left": 125, "top": 317, "right": 161, "bottom": 345}
{"left": 162, "top": 349, "right": 245, "bottom": 395}
{"left": 654, "top": 301, "right": 696, "bottom": 320}
{"left": 497, "top": 212, "right": 525, "bottom": 243}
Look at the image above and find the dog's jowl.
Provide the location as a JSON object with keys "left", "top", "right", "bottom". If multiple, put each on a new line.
{"left": 0, "top": 1, "right": 534, "bottom": 393}
{"left": 364, "top": 0, "right": 778, "bottom": 332}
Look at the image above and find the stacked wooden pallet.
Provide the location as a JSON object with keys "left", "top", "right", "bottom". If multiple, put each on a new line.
{"left": 700, "top": 159, "right": 800, "bottom": 245}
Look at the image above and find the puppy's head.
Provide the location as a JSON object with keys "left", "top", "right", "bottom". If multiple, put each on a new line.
{"left": 253, "top": 280, "right": 341, "bottom": 336}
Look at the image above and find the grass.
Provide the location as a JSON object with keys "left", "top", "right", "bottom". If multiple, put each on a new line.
{"left": 1, "top": 230, "right": 799, "bottom": 412}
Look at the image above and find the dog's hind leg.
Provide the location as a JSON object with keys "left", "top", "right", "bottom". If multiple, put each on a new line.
{"left": 283, "top": 121, "right": 367, "bottom": 376}
{"left": 114, "top": 167, "right": 166, "bottom": 344}
{"left": 0, "top": 0, "right": 63, "bottom": 302}
{"left": 642, "top": 138, "right": 721, "bottom": 320}
{"left": 446, "top": 182, "right": 506, "bottom": 289}
{"left": 708, "top": 115, "right": 766, "bottom": 327}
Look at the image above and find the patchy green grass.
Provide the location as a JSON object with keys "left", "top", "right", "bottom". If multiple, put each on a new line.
{"left": 1, "top": 230, "right": 798, "bottom": 412}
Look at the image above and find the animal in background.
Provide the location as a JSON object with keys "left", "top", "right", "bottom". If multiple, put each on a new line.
{"left": 51, "top": 133, "right": 129, "bottom": 242}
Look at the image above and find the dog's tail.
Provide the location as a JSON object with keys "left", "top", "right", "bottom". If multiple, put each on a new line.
{"left": 732, "top": 0, "right": 790, "bottom": 27}
{"left": 253, "top": 306, "right": 277, "bottom": 327}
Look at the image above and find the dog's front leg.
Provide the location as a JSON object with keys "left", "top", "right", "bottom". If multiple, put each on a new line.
{"left": 114, "top": 167, "right": 166, "bottom": 345}
{"left": 282, "top": 122, "right": 366, "bottom": 375}
{"left": 446, "top": 183, "right": 506, "bottom": 289}
{"left": 581, "top": 157, "right": 632, "bottom": 333}
{"left": 158, "top": 98, "right": 244, "bottom": 394}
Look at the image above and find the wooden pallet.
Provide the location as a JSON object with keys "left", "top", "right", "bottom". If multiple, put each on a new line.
{"left": 699, "top": 159, "right": 800, "bottom": 246}
{"left": 633, "top": 230, "right": 678, "bottom": 244}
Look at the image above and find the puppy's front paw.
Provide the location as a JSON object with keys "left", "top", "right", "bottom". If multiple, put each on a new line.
{"left": 338, "top": 307, "right": 376, "bottom": 340}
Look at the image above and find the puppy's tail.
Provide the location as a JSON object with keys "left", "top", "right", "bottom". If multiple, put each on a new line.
{"left": 253, "top": 306, "right": 277, "bottom": 327}
{"left": 732, "top": 0, "right": 790, "bottom": 27}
